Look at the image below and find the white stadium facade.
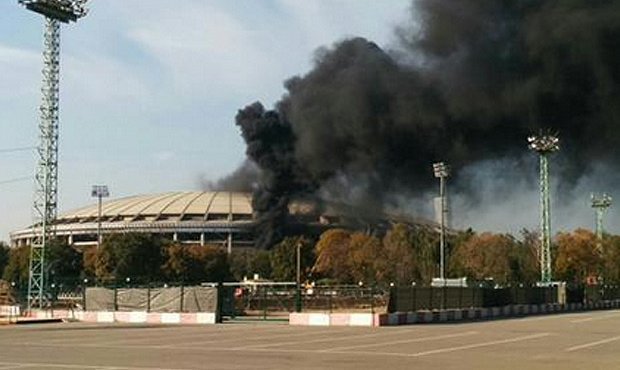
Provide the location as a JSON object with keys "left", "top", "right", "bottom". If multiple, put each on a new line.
{"left": 10, "top": 192, "right": 259, "bottom": 251}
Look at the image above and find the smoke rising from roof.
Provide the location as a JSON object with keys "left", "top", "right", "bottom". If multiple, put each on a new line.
{"left": 226, "top": 0, "right": 620, "bottom": 248}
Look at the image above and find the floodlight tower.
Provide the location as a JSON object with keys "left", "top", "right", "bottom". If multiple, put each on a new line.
{"left": 20, "top": 0, "right": 88, "bottom": 310}
{"left": 591, "top": 193, "right": 612, "bottom": 250}
{"left": 527, "top": 133, "right": 560, "bottom": 284}
{"left": 433, "top": 162, "right": 450, "bottom": 281}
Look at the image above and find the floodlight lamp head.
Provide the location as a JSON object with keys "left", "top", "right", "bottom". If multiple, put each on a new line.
{"left": 19, "top": 0, "right": 89, "bottom": 23}
{"left": 91, "top": 185, "right": 109, "bottom": 198}
{"left": 433, "top": 162, "right": 450, "bottom": 178}
{"left": 591, "top": 193, "right": 613, "bottom": 209}
{"left": 527, "top": 133, "right": 560, "bottom": 154}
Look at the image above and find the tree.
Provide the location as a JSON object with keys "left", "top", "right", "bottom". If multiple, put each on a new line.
{"left": 161, "top": 244, "right": 233, "bottom": 283}
{"left": 270, "top": 236, "right": 314, "bottom": 282}
{"left": 2, "top": 245, "right": 30, "bottom": 288}
{"left": 161, "top": 243, "right": 188, "bottom": 281}
{"left": 313, "top": 229, "right": 353, "bottom": 283}
{"left": 0, "top": 242, "right": 9, "bottom": 279}
{"left": 46, "top": 239, "right": 83, "bottom": 284}
{"left": 95, "top": 233, "right": 165, "bottom": 283}
{"left": 449, "top": 232, "right": 516, "bottom": 285}
{"left": 82, "top": 246, "right": 97, "bottom": 279}
{"left": 603, "top": 235, "right": 620, "bottom": 283}
{"left": 381, "top": 224, "right": 416, "bottom": 285}
{"left": 228, "top": 249, "right": 272, "bottom": 281}
{"left": 512, "top": 229, "right": 539, "bottom": 284}
{"left": 554, "top": 229, "right": 601, "bottom": 283}
{"left": 348, "top": 232, "right": 383, "bottom": 284}
{"left": 411, "top": 227, "right": 439, "bottom": 285}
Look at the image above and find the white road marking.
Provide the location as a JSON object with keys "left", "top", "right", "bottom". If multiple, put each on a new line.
{"left": 92, "top": 324, "right": 293, "bottom": 346}
{"left": 565, "top": 335, "right": 620, "bottom": 352}
{"left": 570, "top": 317, "right": 593, "bottom": 323}
{"left": 0, "top": 363, "right": 193, "bottom": 370}
{"left": 570, "top": 311, "right": 620, "bottom": 324}
{"left": 321, "top": 331, "right": 478, "bottom": 352}
{"left": 505, "top": 313, "right": 586, "bottom": 323}
{"left": 172, "top": 327, "right": 339, "bottom": 347}
{"left": 405, "top": 333, "right": 552, "bottom": 357}
{"left": 232, "top": 329, "right": 416, "bottom": 350}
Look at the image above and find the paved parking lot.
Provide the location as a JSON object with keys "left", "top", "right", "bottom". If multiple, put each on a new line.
{"left": 1, "top": 310, "right": 620, "bottom": 369}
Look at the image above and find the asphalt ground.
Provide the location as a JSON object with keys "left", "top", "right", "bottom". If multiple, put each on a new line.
{"left": 1, "top": 310, "right": 620, "bottom": 370}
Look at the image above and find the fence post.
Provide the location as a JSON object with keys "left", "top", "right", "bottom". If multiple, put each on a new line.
{"left": 262, "top": 286, "right": 267, "bottom": 320}
{"left": 216, "top": 282, "right": 223, "bottom": 323}
{"left": 295, "top": 284, "right": 302, "bottom": 313}
{"left": 472, "top": 287, "right": 477, "bottom": 308}
{"left": 180, "top": 283, "right": 185, "bottom": 313}
{"left": 442, "top": 282, "right": 447, "bottom": 310}
{"left": 82, "top": 280, "right": 87, "bottom": 311}
{"left": 370, "top": 286, "right": 375, "bottom": 314}
{"left": 146, "top": 283, "right": 151, "bottom": 313}
{"left": 113, "top": 286, "right": 118, "bottom": 311}
{"left": 328, "top": 288, "right": 333, "bottom": 314}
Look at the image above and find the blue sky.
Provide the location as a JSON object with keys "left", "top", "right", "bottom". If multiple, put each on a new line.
{"left": 0, "top": 0, "right": 411, "bottom": 241}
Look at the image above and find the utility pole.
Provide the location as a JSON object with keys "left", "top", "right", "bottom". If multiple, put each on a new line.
{"left": 528, "top": 133, "right": 559, "bottom": 284}
{"left": 20, "top": 0, "right": 88, "bottom": 310}
{"left": 433, "top": 162, "right": 450, "bottom": 281}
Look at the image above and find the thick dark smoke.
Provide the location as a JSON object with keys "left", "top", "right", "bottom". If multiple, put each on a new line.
{"left": 231, "top": 0, "right": 620, "bottom": 248}
{"left": 235, "top": 103, "right": 315, "bottom": 249}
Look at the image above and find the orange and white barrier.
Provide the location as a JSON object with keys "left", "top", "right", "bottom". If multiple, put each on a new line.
{"left": 27, "top": 310, "right": 217, "bottom": 325}
{"left": 290, "top": 300, "right": 620, "bottom": 327}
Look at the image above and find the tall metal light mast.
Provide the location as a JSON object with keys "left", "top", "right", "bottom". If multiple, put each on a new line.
{"left": 20, "top": 0, "right": 88, "bottom": 309}
{"left": 527, "top": 133, "right": 560, "bottom": 284}
{"left": 433, "top": 161, "right": 450, "bottom": 281}
{"left": 591, "top": 193, "right": 612, "bottom": 250}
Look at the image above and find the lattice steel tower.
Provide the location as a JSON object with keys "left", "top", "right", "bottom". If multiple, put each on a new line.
{"left": 20, "top": 0, "right": 88, "bottom": 309}
{"left": 591, "top": 193, "right": 612, "bottom": 250}
{"left": 528, "top": 133, "right": 559, "bottom": 284}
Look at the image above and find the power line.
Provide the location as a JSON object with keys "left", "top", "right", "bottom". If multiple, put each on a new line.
{"left": 0, "top": 176, "right": 31, "bottom": 185}
{"left": 0, "top": 146, "right": 35, "bottom": 154}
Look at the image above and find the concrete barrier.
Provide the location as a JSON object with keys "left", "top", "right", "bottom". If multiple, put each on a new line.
{"left": 0, "top": 305, "right": 20, "bottom": 317}
{"left": 289, "top": 299, "right": 620, "bottom": 327}
{"left": 26, "top": 310, "right": 217, "bottom": 325}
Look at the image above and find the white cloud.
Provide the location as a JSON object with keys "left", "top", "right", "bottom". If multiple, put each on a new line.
{"left": 0, "top": 44, "right": 39, "bottom": 99}
{"left": 276, "top": 0, "right": 408, "bottom": 49}
{"left": 62, "top": 52, "right": 151, "bottom": 106}
{"left": 117, "top": 2, "right": 281, "bottom": 100}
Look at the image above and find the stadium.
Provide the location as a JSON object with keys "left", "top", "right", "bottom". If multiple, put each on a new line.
{"left": 9, "top": 191, "right": 259, "bottom": 251}
{"left": 9, "top": 190, "right": 438, "bottom": 251}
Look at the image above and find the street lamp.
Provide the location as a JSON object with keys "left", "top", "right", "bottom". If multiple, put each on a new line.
{"left": 91, "top": 185, "right": 109, "bottom": 248}
{"left": 433, "top": 162, "right": 450, "bottom": 281}
{"left": 527, "top": 133, "right": 559, "bottom": 284}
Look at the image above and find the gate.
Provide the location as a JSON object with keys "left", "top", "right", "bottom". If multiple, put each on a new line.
{"left": 219, "top": 282, "right": 297, "bottom": 322}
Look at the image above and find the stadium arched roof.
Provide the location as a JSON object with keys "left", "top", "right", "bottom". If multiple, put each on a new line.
{"left": 60, "top": 191, "right": 253, "bottom": 223}
{"left": 11, "top": 192, "right": 256, "bottom": 249}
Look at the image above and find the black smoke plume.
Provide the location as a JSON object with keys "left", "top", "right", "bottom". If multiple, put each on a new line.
{"left": 232, "top": 0, "right": 620, "bottom": 248}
